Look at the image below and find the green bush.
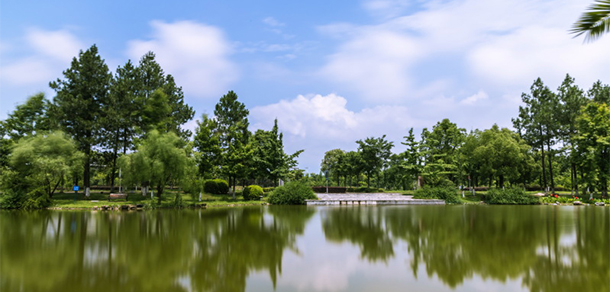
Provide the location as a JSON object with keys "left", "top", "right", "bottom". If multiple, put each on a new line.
{"left": 414, "top": 186, "right": 462, "bottom": 204}
{"left": 172, "top": 193, "right": 184, "bottom": 208}
{"left": 268, "top": 181, "right": 317, "bottom": 205}
{"left": 485, "top": 188, "right": 540, "bottom": 205}
{"left": 204, "top": 179, "right": 229, "bottom": 195}
{"left": 243, "top": 185, "right": 264, "bottom": 200}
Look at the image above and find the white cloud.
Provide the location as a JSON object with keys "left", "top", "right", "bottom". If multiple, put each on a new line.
{"left": 26, "top": 28, "right": 84, "bottom": 62}
{"left": 250, "top": 93, "right": 422, "bottom": 171}
{"left": 468, "top": 26, "right": 610, "bottom": 88}
{"left": 263, "top": 17, "right": 285, "bottom": 27}
{"left": 318, "top": 0, "right": 606, "bottom": 105}
{"left": 0, "top": 28, "right": 84, "bottom": 87}
{"left": 460, "top": 90, "right": 488, "bottom": 105}
{"left": 128, "top": 20, "right": 238, "bottom": 99}
{"left": 319, "top": 29, "right": 422, "bottom": 102}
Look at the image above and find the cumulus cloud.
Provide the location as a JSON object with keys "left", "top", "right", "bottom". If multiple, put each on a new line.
{"left": 263, "top": 17, "right": 285, "bottom": 27}
{"left": 26, "top": 28, "right": 84, "bottom": 62}
{"left": 0, "top": 28, "right": 84, "bottom": 86}
{"left": 319, "top": 29, "right": 422, "bottom": 102}
{"left": 318, "top": 0, "right": 607, "bottom": 105}
{"left": 460, "top": 90, "right": 488, "bottom": 105}
{"left": 128, "top": 20, "right": 238, "bottom": 99}
{"left": 250, "top": 93, "right": 422, "bottom": 171}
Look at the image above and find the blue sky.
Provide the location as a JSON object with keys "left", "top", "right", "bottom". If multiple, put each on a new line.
{"left": 2, "top": 0, "right": 610, "bottom": 172}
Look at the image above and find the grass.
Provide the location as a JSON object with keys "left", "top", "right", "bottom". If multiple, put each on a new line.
{"left": 50, "top": 189, "right": 268, "bottom": 209}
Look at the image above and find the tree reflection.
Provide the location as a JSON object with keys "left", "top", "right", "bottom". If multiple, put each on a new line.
{"left": 320, "top": 205, "right": 609, "bottom": 291}
{"left": 0, "top": 206, "right": 314, "bottom": 292}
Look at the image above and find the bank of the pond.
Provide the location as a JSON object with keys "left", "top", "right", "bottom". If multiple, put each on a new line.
{"left": 42, "top": 190, "right": 270, "bottom": 210}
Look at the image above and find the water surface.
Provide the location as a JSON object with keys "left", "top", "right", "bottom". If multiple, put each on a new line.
{"left": 1, "top": 205, "right": 607, "bottom": 292}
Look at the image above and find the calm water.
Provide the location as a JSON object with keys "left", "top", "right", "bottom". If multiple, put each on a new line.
{"left": 1, "top": 205, "right": 608, "bottom": 292}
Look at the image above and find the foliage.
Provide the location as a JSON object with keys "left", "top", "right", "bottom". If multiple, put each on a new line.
{"left": 485, "top": 188, "right": 540, "bottom": 205}
{"left": 5, "top": 132, "right": 83, "bottom": 199}
{"left": 356, "top": 135, "right": 394, "bottom": 187}
{"left": 243, "top": 185, "right": 264, "bottom": 200}
{"left": 252, "top": 119, "right": 303, "bottom": 186}
{"left": 575, "top": 101, "right": 610, "bottom": 196}
{"left": 203, "top": 179, "right": 229, "bottom": 195}
{"left": 413, "top": 186, "right": 462, "bottom": 204}
{"left": 119, "top": 130, "right": 188, "bottom": 203}
{"left": 268, "top": 181, "right": 317, "bottom": 205}
{"left": 571, "top": 0, "right": 610, "bottom": 42}
{"left": 50, "top": 44, "right": 112, "bottom": 189}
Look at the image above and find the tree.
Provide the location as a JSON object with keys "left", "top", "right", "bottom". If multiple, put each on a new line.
{"left": 0, "top": 93, "right": 52, "bottom": 141}
{"left": 419, "top": 119, "right": 465, "bottom": 186}
{"left": 401, "top": 128, "right": 422, "bottom": 188}
{"left": 119, "top": 130, "right": 188, "bottom": 203}
{"left": 0, "top": 93, "right": 53, "bottom": 168}
{"left": 571, "top": 0, "right": 610, "bottom": 42}
{"left": 101, "top": 60, "right": 140, "bottom": 192}
{"left": 8, "top": 132, "right": 83, "bottom": 198}
{"left": 320, "top": 149, "right": 345, "bottom": 186}
{"left": 252, "top": 119, "right": 303, "bottom": 186}
{"left": 513, "top": 78, "right": 560, "bottom": 192}
{"left": 49, "top": 44, "right": 112, "bottom": 193}
{"left": 356, "top": 135, "right": 394, "bottom": 188}
{"left": 575, "top": 101, "right": 610, "bottom": 196}
{"left": 136, "top": 52, "right": 194, "bottom": 139}
{"left": 193, "top": 114, "right": 221, "bottom": 179}
{"left": 556, "top": 74, "right": 587, "bottom": 195}
{"left": 213, "top": 91, "right": 252, "bottom": 197}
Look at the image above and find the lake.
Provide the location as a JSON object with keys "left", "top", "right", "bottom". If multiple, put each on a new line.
{"left": 1, "top": 205, "right": 608, "bottom": 292}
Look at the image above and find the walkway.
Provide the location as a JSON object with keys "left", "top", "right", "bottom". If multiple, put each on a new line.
{"left": 306, "top": 193, "right": 445, "bottom": 205}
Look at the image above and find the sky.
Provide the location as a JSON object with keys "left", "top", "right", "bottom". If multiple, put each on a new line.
{"left": 1, "top": 0, "right": 610, "bottom": 173}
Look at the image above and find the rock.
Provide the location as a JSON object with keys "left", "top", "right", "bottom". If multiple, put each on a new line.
{"left": 573, "top": 201, "right": 583, "bottom": 205}
{"left": 532, "top": 193, "right": 546, "bottom": 197}
{"left": 120, "top": 205, "right": 129, "bottom": 210}
{"left": 595, "top": 202, "right": 605, "bottom": 206}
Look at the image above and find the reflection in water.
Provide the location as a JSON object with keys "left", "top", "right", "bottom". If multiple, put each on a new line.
{"left": 0, "top": 205, "right": 607, "bottom": 292}
{"left": 0, "top": 207, "right": 315, "bottom": 292}
{"left": 320, "top": 205, "right": 609, "bottom": 292}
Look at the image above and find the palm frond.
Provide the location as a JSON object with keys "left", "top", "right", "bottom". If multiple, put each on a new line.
{"left": 570, "top": 0, "right": 610, "bottom": 42}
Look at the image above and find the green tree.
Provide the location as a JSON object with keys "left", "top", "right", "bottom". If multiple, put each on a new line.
{"left": 401, "top": 127, "right": 422, "bottom": 188}
{"left": 320, "top": 149, "right": 345, "bottom": 186}
{"left": 513, "top": 78, "right": 560, "bottom": 192}
{"left": 571, "top": 0, "right": 610, "bottom": 41}
{"left": 49, "top": 44, "right": 112, "bottom": 193}
{"left": 0, "top": 93, "right": 52, "bottom": 141}
{"left": 419, "top": 119, "right": 465, "bottom": 186}
{"left": 252, "top": 119, "right": 303, "bottom": 186}
{"left": 575, "top": 101, "right": 610, "bottom": 196}
{"left": 193, "top": 114, "right": 221, "bottom": 179}
{"left": 101, "top": 60, "right": 140, "bottom": 192}
{"left": 8, "top": 132, "right": 83, "bottom": 198}
{"left": 556, "top": 74, "right": 588, "bottom": 195}
{"left": 356, "top": 135, "right": 394, "bottom": 188}
{"left": 119, "top": 130, "right": 188, "bottom": 203}
{"left": 136, "top": 52, "right": 194, "bottom": 139}
{"left": 213, "top": 91, "right": 252, "bottom": 197}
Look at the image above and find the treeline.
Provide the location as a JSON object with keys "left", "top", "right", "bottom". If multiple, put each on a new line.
{"left": 319, "top": 75, "right": 609, "bottom": 196}
{"left": 0, "top": 45, "right": 301, "bottom": 208}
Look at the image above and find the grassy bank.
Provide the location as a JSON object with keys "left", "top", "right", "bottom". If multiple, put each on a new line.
{"left": 49, "top": 190, "right": 268, "bottom": 209}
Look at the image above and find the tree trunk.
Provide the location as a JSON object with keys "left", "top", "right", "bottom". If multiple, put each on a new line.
{"left": 540, "top": 146, "right": 547, "bottom": 190}
{"left": 84, "top": 146, "right": 91, "bottom": 190}
{"left": 157, "top": 184, "right": 163, "bottom": 204}
{"left": 110, "top": 128, "right": 120, "bottom": 193}
{"left": 547, "top": 142, "right": 555, "bottom": 193}
{"left": 571, "top": 162, "right": 578, "bottom": 196}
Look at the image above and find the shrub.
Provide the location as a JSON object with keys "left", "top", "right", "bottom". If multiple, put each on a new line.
{"left": 414, "top": 186, "right": 462, "bottom": 204}
{"left": 268, "top": 181, "right": 317, "bottom": 205}
{"left": 204, "top": 179, "right": 229, "bottom": 195}
{"left": 485, "top": 188, "right": 539, "bottom": 205}
{"left": 345, "top": 187, "right": 384, "bottom": 193}
{"left": 243, "top": 185, "right": 264, "bottom": 200}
